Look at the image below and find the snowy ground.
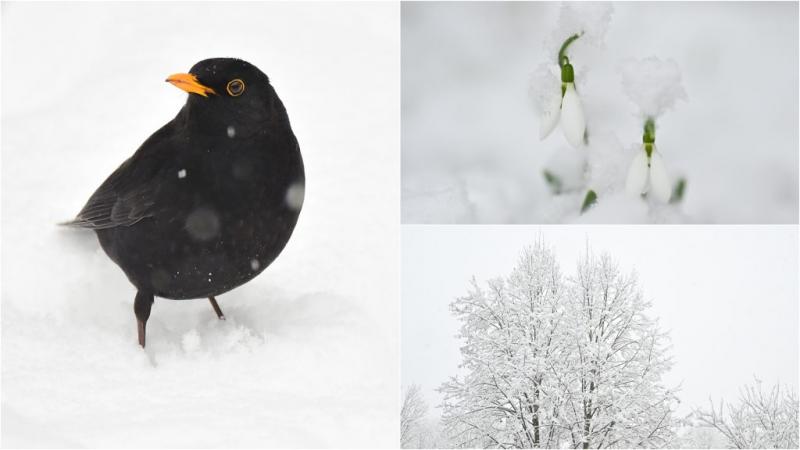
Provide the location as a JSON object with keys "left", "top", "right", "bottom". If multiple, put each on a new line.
{"left": 401, "top": 2, "right": 799, "bottom": 224}
{"left": 2, "top": 2, "right": 399, "bottom": 447}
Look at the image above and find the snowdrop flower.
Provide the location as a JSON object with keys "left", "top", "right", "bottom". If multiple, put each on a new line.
{"left": 540, "top": 35, "right": 586, "bottom": 148}
{"left": 625, "top": 119, "right": 671, "bottom": 203}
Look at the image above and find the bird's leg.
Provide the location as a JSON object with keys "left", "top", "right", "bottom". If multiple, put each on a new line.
{"left": 208, "top": 296, "right": 225, "bottom": 320}
{"left": 133, "top": 291, "right": 154, "bottom": 347}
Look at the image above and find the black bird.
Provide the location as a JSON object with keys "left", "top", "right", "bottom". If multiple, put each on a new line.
{"left": 64, "top": 58, "right": 305, "bottom": 347}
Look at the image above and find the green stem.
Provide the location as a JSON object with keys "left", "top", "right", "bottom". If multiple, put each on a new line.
{"left": 558, "top": 33, "right": 583, "bottom": 67}
{"left": 643, "top": 118, "right": 656, "bottom": 144}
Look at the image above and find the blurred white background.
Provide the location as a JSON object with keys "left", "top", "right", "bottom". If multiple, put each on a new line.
{"left": 2, "top": 2, "right": 399, "bottom": 447}
{"left": 402, "top": 2, "right": 798, "bottom": 223}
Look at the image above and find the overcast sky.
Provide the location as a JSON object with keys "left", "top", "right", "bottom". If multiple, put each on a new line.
{"left": 402, "top": 225, "right": 798, "bottom": 418}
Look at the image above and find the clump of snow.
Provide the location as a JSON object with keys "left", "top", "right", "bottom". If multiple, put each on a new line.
{"left": 557, "top": 2, "right": 614, "bottom": 45}
{"left": 250, "top": 259, "right": 260, "bottom": 271}
{"left": 621, "top": 57, "right": 688, "bottom": 118}
{"left": 284, "top": 182, "right": 305, "bottom": 211}
{"left": 546, "top": 2, "right": 614, "bottom": 64}
{"left": 177, "top": 169, "right": 187, "bottom": 179}
{"left": 226, "top": 125, "right": 236, "bottom": 138}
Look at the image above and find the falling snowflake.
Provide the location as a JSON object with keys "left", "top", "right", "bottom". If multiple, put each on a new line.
{"left": 185, "top": 208, "right": 220, "bottom": 241}
{"left": 285, "top": 182, "right": 305, "bottom": 211}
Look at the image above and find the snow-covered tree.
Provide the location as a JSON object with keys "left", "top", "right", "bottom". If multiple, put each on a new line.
{"left": 557, "top": 252, "right": 677, "bottom": 448}
{"left": 440, "top": 241, "right": 567, "bottom": 448}
{"left": 402, "top": 384, "right": 430, "bottom": 448}
{"left": 693, "top": 379, "right": 799, "bottom": 448}
{"left": 440, "top": 242, "right": 678, "bottom": 448}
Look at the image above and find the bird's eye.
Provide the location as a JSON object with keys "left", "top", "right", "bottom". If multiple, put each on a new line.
{"left": 226, "top": 79, "right": 245, "bottom": 97}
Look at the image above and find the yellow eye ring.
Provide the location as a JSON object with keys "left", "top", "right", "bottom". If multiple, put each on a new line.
{"left": 226, "top": 79, "right": 245, "bottom": 97}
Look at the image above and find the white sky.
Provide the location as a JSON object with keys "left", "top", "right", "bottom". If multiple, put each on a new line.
{"left": 402, "top": 225, "right": 799, "bottom": 418}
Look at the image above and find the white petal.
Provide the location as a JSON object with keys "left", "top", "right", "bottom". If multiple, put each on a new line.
{"left": 648, "top": 149, "right": 672, "bottom": 203}
{"left": 560, "top": 83, "right": 586, "bottom": 148}
{"left": 539, "top": 96, "right": 561, "bottom": 140}
{"left": 625, "top": 150, "right": 649, "bottom": 197}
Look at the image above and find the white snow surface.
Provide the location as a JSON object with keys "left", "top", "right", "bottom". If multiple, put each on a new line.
{"left": 2, "top": 2, "right": 399, "bottom": 447}
{"left": 402, "top": 2, "right": 798, "bottom": 223}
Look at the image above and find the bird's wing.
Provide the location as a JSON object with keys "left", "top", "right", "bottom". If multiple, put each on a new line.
{"left": 62, "top": 121, "right": 177, "bottom": 230}
{"left": 62, "top": 157, "right": 160, "bottom": 229}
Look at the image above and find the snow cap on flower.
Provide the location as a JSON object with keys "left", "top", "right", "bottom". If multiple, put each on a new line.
{"left": 547, "top": 2, "right": 614, "bottom": 64}
{"left": 621, "top": 57, "right": 687, "bottom": 118}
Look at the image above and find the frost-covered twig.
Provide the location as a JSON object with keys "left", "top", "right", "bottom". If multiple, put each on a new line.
{"left": 693, "top": 378, "right": 799, "bottom": 449}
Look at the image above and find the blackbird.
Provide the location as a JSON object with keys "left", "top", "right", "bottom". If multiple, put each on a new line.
{"left": 64, "top": 58, "right": 305, "bottom": 347}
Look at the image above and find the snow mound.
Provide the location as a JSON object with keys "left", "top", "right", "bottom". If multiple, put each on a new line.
{"left": 621, "top": 57, "right": 688, "bottom": 118}
{"left": 1, "top": 234, "right": 396, "bottom": 447}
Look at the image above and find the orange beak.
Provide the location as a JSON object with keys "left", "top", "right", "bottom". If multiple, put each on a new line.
{"left": 165, "top": 73, "right": 216, "bottom": 97}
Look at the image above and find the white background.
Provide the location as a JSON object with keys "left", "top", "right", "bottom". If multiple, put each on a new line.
{"left": 402, "top": 226, "right": 799, "bottom": 420}
{"left": 2, "top": 2, "right": 399, "bottom": 447}
{"left": 402, "top": 2, "right": 799, "bottom": 224}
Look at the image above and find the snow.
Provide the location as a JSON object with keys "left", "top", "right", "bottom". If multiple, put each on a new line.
{"left": 402, "top": 2, "right": 798, "bottom": 223}
{"left": 552, "top": 2, "right": 613, "bottom": 50}
{"left": 284, "top": 182, "right": 305, "bottom": 212}
{"left": 621, "top": 57, "right": 687, "bottom": 119}
{"left": 177, "top": 169, "right": 187, "bottom": 179}
{"left": 1, "top": 2, "right": 398, "bottom": 447}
